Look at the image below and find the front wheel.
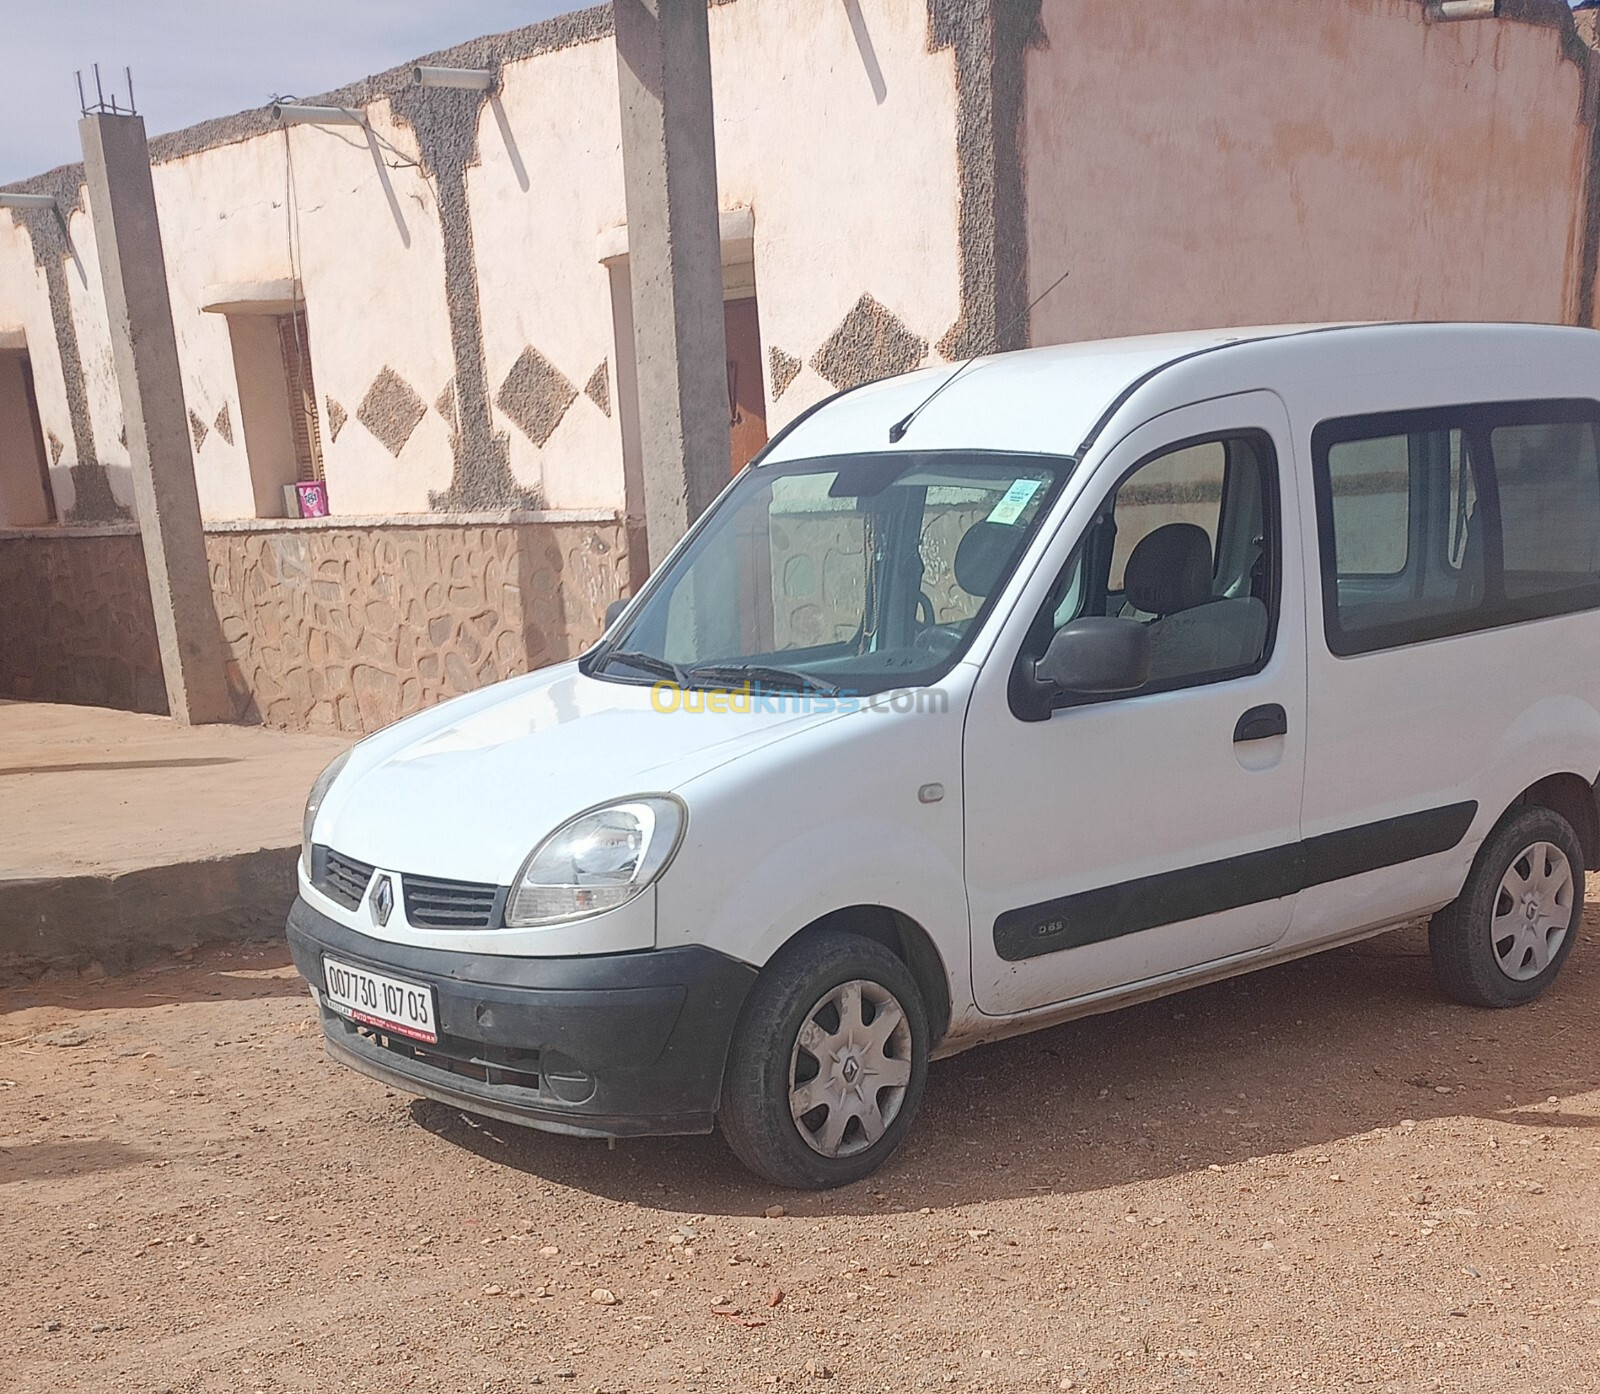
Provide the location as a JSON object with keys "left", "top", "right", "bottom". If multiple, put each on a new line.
{"left": 1429, "top": 804, "right": 1585, "bottom": 1008}
{"left": 719, "top": 930, "right": 929, "bottom": 1189}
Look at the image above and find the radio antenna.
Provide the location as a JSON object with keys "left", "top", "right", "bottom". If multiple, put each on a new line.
{"left": 888, "top": 268, "right": 1070, "bottom": 444}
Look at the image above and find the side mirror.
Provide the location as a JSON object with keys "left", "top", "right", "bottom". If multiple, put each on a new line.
{"left": 1034, "top": 616, "right": 1151, "bottom": 696}
{"left": 604, "top": 597, "right": 630, "bottom": 630}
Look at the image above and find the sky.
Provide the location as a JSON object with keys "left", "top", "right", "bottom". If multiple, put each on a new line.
{"left": 0, "top": 0, "right": 574, "bottom": 184}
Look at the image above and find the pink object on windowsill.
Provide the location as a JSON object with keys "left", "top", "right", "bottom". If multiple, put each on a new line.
{"left": 294, "top": 481, "right": 329, "bottom": 518}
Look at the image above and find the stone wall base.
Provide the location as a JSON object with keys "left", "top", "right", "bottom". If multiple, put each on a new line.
{"left": 0, "top": 512, "right": 627, "bottom": 733}
{"left": 0, "top": 528, "right": 166, "bottom": 713}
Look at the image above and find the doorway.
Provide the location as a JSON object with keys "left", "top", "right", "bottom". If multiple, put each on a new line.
{"left": 724, "top": 295, "right": 768, "bottom": 475}
{"left": 227, "top": 307, "right": 326, "bottom": 516}
{"left": 0, "top": 349, "right": 55, "bottom": 526}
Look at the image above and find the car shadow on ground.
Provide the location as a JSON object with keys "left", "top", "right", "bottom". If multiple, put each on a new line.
{"left": 0, "top": 942, "right": 307, "bottom": 1016}
{"left": 0, "top": 1138, "right": 153, "bottom": 1186}
{"left": 0, "top": 757, "right": 241, "bottom": 776}
{"left": 411, "top": 920, "right": 1600, "bottom": 1216}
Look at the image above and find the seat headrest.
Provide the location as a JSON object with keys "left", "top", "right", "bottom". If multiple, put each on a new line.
{"left": 954, "top": 521, "right": 1023, "bottom": 599}
{"left": 1123, "top": 522, "right": 1213, "bottom": 616}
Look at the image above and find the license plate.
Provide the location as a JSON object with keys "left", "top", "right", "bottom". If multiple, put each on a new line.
{"left": 322, "top": 956, "right": 438, "bottom": 1044}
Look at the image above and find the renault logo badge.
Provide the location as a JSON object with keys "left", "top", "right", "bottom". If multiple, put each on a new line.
{"left": 371, "top": 874, "right": 395, "bottom": 927}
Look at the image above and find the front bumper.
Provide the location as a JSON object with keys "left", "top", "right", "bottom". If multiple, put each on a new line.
{"left": 286, "top": 897, "right": 757, "bottom": 1138}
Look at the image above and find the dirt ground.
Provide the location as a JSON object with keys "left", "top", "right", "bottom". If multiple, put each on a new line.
{"left": 0, "top": 700, "right": 345, "bottom": 881}
{"left": 5, "top": 908, "right": 1600, "bottom": 1394}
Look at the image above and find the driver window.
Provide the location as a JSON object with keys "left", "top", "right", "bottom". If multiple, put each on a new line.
{"left": 1109, "top": 442, "right": 1225, "bottom": 598}
{"left": 1042, "top": 434, "right": 1277, "bottom": 694}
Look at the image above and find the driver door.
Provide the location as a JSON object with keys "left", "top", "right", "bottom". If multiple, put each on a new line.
{"left": 963, "top": 393, "right": 1308, "bottom": 1016}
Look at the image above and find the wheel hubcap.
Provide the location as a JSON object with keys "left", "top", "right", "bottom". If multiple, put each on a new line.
{"left": 788, "top": 979, "right": 913, "bottom": 1159}
{"left": 1491, "top": 840, "right": 1574, "bottom": 982}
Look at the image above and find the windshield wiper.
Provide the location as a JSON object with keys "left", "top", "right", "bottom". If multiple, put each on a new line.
{"left": 592, "top": 649, "right": 688, "bottom": 686}
{"left": 686, "top": 663, "right": 841, "bottom": 696}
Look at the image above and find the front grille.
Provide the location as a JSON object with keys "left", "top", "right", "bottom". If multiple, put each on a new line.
{"left": 402, "top": 873, "right": 502, "bottom": 929}
{"left": 353, "top": 1021, "right": 542, "bottom": 1092}
{"left": 315, "top": 846, "right": 375, "bottom": 909}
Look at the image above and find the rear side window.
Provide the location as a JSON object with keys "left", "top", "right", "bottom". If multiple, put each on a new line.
{"left": 1325, "top": 435, "right": 1409, "bottom": 577}
{"left": 1491, "top": 422, "right": 1600, "bottom": 599}
{"left": 1312, "top": 400, "right": 1600, "bottom": 656}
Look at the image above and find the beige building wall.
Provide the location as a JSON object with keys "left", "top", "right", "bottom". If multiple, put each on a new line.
{"left": 1, "top": 0, "right": 963, "bottom": 528}
{"left": 149, "top": 105, "right": 457, "bottom": 519}
{"left": 465, "top": 0, "right": 962, "bottom": 511}
{"left": 0, "top": 199, "right": 130, "bottom": 522}
{"left": 702, "top": 0, "right": 963, "bottom": 424}
{"left": 1024, "top": 0, "right": 1592, "bottom": 344}
{"left": 151, "top": 132, "right": 299, "bottom": 521}
{"left": 5, "top": 0, "right": 1596, "bottom": 534}
{"left": 465, "top": 33, "right": 636, "bottom": 514}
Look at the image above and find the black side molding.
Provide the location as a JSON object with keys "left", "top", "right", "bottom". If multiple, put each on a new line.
{"left": 1299, "top": 800, "right": 1476, "bottom": 890}
{"left": 993, "top": 801, "right": 1477, "bottom": 963}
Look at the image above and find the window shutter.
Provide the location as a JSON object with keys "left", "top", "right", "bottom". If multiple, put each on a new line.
{"left": 277, "top": 310, "right": 325, "bottom": 482}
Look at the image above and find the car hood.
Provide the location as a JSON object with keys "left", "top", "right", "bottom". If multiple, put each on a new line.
{"left": 315, "top": 662, "right": 849, "bottom": 883}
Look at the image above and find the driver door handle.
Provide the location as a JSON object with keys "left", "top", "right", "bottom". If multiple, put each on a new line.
{"left": 1234, "top": 703, "right": 1287, "bottom": 743}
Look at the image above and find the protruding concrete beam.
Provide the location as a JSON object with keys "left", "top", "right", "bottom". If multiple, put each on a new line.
{"left": 79, "top": 113, "right": 233, "bottom": 724}
{"left": 613, "top": 0, "right": 732, "bottom": 567}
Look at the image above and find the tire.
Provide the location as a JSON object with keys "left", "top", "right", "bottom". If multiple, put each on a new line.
{"left": 719, "top": 930, "right": 930, "bottom": 1189}
{"left": 1429, "top": 803, "right": 1585, "bottom": 1008}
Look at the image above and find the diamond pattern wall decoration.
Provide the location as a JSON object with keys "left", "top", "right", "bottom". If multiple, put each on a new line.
{"left": 358, "top": 367, "right": 427, "bottom": 457}
{"left": 325, "top": 397, "right": 348, "bottom": 443}
{"left": 584, "top": 360, "right": 611, "bottom": 418}
{"left": 769, "top": 346, "right": 802, "bottom": 400}
{"left": 435, "top": 379, "right": 458, "bottom": 436}
{"left": 496, "top": 346, "right": 577, "bottom": 448}
{"left": 214, "top": 403, "right": 234, "bottom": 446}
{"left": 809, "top": 294, "right": 927, "bottom": 393}
{"left": 188, "top": 407, "right": 209, "bottom": 454}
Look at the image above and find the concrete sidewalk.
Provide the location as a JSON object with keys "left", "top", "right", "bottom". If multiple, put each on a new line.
{"left": 0, "top": 701, "right": 349, "bottom": 977}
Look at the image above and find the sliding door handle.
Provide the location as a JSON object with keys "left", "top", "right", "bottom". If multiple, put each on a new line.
{"left": 1234, "top": 703, "right": 1288, "bottom": 743}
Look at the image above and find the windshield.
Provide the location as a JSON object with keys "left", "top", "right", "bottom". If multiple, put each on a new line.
{"left": 586, "top": 450, "right": 1070, "bottom": 695}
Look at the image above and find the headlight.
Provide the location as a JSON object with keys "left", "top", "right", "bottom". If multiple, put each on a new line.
{"left": 505, "top": 796, "right": 685, "bottom": 927}
{"left": 301, "top": 749, "right": 353, "bottom": 875}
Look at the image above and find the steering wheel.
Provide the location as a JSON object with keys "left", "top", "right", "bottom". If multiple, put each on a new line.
{"left": 915, "top": 591, "right": 936, "bottom": 630}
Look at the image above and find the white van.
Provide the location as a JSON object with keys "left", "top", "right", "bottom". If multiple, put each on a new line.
{"left": 289, "top": 323, "right": 1600, "bottom": 1188}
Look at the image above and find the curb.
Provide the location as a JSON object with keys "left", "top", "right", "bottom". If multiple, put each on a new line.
{"left": 0, "top": 846, "right": 298, "bottom": 981}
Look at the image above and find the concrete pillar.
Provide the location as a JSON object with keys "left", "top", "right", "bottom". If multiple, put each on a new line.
{"left": 79, "top": 113, "right": 232, "bottom": 724}
{"left": 613, "top": 0, "right": 732, "bottom": 567}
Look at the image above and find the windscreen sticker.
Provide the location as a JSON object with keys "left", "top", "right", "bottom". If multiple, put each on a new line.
{"left": 986, "top": 478, "right": 1043, "bottom": 526}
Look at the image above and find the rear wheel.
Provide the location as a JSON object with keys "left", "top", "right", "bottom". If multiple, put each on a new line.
{"left": 719, "top": 930, "right": 929, "bottom": 1189}
{"left": 1429, "top": 804, "right": 1585, "bottom": 1008}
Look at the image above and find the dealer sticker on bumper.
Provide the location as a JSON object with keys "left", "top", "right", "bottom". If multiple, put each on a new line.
{"left": 323, "top": 955, "right": 438, "bottom": 1044}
